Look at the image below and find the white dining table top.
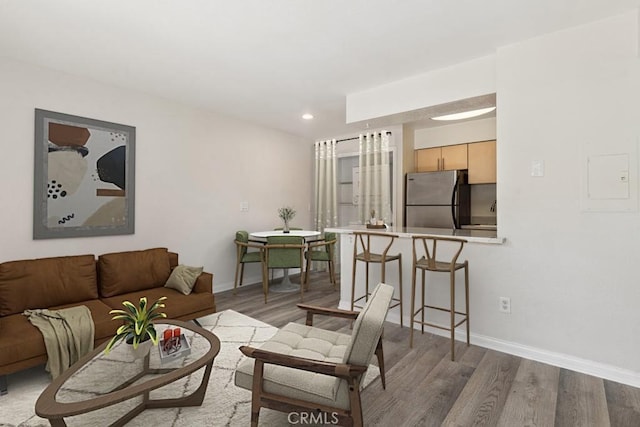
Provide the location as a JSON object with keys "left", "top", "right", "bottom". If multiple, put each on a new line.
{"left": 249, "top": 230, "right": 321, "bottom": 239}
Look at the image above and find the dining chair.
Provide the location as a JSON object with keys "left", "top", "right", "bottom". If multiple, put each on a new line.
{"left": 234, "top": 230, "right": 265, "bottom": 295}
{"left": 304, "top": 231, "right": 337, "bottom": 293}
{"left": 262, "top": 235, "right": 306, "bottom": 303}
{"left": 269, "top": 227, "right": 302, "bottom": 281}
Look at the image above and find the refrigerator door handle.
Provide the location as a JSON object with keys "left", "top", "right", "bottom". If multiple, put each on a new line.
{"left": 451, "top": 200, "right": 457, "bottom": 229}
{"left": 451, "top": 173, "right": 460, "bottom": 229}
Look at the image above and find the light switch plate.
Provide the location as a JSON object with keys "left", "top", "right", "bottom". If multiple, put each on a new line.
{"left": 240, "top": 201, "right": 249, "bottom": 212}
{"left": 531, "top": 160, "right": 545, "bottom": 177}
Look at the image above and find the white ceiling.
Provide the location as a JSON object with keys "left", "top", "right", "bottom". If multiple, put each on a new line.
{"left": 0, "top": 0, "right": 637, "bottom": 139}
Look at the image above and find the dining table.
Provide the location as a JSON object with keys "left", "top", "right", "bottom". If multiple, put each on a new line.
{"left": 249, "top": 229, "right": 321, "bottom": 292}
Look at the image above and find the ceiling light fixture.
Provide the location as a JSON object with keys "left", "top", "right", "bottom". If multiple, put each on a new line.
{"left": 302, "top": 113, "right": 314, "bottom": 120}
{"left": 431, "top": 106, "right": 496, "bottom": 121}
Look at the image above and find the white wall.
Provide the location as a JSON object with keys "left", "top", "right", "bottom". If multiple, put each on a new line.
{"left": 344, "top": 11, "right": 640, "bottom": 385}
{"left": 495, "top": 11, "right": 640, "bottom": 375}
{"left": 346, "top": 55, "right": 496, "bottom": 123}
{"left": 0, "top": 58, "right": 313, "bottom": 292}
{"left": 414, "top": 117, "right": 496, "bottom": 149}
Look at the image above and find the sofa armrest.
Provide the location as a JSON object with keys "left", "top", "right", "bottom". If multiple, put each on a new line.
{"left": 192, "top": 271, "right": 213, "bottom": 294}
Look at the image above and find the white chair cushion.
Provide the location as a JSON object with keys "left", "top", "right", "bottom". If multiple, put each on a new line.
{"left": 235, "top": 322, "right": 353, "bottom": 408}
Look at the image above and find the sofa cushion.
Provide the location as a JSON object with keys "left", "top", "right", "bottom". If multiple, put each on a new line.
{"left": 0, "top": 255, "right": 98, "bottom": 317}
{"left": 50, "top": 299, "right": 116, "bottom": 342}
{"left": 0, "top": 312, "right": 48, "bottom": 369}
{"left": 101, "top": 286, "right": 214, "bottom": 321}
{"left": 98, "top": 248, "right": 171, "bottom": 297}
{"left": 0, "top": 299, "right": 114, "bottom": 369}
{"left": 235, "top": 322, "right": 352, "bottom": 409}
{"left": 164, "top": 265, "right": 203, "bottom": 295}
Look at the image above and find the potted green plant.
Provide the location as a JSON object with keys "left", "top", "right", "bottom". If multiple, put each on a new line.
{"left": 104, "top": 296, "right": 167, "bottom": 358}
{"left": 278, "top": 206, "right": 296, "bottom": 233}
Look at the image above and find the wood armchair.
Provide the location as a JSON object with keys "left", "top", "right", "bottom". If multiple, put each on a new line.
{"left": 238, "top": 346, "right": 368, "bottom": 427}
{"left": 235, "top": 283, "right": 394, "bottom": 427}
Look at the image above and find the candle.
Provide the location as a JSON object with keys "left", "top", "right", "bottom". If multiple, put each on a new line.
{"left": 163, "top": 329, "right": 172, "bottom": 342}
{"left": 173, "top": 327, "right": 181, "bottom": 338}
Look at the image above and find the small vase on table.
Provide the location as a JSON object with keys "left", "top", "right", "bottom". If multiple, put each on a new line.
{"left": 278, "top": 206, "right": 295, "bottom": 234}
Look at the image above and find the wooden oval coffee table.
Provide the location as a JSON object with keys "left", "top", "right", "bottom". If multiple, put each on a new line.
{"left": 35, "top": 319, "right": 220, "bottom": 427}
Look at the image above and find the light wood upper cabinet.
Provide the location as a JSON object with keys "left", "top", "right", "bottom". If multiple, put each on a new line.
{"left": 415, "top": 144, "right": 468, "bottom": 172}
{"left": 441, "top": 144, "right": 468, "bottom": 171}
{"left": 468, "top": 140, "right": 496, "bottom": 184}
{"left": 415, "top": 147, "right": 440, "bottom": 172}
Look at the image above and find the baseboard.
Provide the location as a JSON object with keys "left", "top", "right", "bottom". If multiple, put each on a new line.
{"left": 216, "top": 270, "right": 295, "bottom": 293}
{"left": 470, "top": 332, "right": 640, "bottom": 388}
{"left": 339, "top": 299, "right": 640, "bottom": 388}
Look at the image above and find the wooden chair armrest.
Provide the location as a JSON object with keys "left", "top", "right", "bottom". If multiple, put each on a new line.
{"left": 239, "top": 345, "right": 367, "bottom": 379}
{"left": 296, "top": 303, "right": 358, "bottom": 326}
{"left": 236, "top": 240, "right": 265, "bottom": 250}
{"left": 306, "top": 238, "right": 336, "bottom": 250}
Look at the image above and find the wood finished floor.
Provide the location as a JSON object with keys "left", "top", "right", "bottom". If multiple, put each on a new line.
{"left": 220, "top": 272, "right": 640, "bottom": 427}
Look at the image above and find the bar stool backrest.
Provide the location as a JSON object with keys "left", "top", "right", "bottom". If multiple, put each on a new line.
{"left": 353, "top": 231, "right": 398, "bottom": 262}
{"left": 412, "top": 236, "right": 467, "bottom": 271}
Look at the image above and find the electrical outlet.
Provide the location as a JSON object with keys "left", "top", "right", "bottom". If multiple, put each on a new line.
{"left": 499, "top": 297, "right": 511, "bottom": 313}
{"left": 240, "top": 201, "right": 249, "bottom": 212}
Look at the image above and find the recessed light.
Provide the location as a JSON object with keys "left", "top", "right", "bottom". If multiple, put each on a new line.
{"left": 431, "top": 107, "right": 496, "bottom": 121}
{"left": 302, "top": 113, "right": 314, "bottom": 120}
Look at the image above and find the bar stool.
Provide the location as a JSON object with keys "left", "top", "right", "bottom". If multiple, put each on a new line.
{"left": 410, "top": 236, "right": 469, "bottom": 361}
{"left": 351, "top": 231, "right": 403, "bottom": 327}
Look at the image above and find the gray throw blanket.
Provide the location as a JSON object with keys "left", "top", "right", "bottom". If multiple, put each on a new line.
{"left": 24, "top": 306, "right": 95, "bottom": 379}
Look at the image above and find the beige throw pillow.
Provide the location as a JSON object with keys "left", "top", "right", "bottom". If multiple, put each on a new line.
{"left": 164, "top": 265, "right": 203, "bottom": 295}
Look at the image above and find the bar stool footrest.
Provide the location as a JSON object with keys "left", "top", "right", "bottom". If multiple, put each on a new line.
{"left": 415, "top": 304, "right": 467, "bottom": 317}
{"left": 411, "top": 318, "right": 468, "bottom": 331}
{"left": 355, "top": 294, "right": 402, "bottom": 308}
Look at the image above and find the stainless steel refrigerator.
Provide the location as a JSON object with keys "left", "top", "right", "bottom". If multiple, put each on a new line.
{"left": 404, "top": 171, "right": 471, "bottom": 229}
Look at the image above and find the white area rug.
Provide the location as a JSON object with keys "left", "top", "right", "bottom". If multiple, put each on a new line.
{"left": 1, "top": 309, "right": 380, "bottom": 426}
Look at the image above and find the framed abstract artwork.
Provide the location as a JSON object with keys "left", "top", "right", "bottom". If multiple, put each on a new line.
{"left": 33, "top": 109, "right": 135, "bottom": 239}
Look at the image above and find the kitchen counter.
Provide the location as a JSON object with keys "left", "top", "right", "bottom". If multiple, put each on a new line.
{"left": 325, "top": 224, "right": 505, "bottom": 244}
{"left": 326, "top": 224, "right": 504, "bottom": 328}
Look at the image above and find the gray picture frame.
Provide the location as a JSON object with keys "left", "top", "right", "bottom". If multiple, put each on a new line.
{"left": 33, "top": 109, "right": 135, "bottom": 239}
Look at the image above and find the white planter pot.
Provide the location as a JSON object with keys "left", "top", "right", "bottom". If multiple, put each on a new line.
{"left": 127, "top": 338, "right": 153, "bottom": 360}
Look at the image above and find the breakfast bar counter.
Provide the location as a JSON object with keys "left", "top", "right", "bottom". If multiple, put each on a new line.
{"left": 324, "top": 225, "right": 505, "bottom": 329}
{"left": 324, "top": 224, "right": 504, "bottom": 245}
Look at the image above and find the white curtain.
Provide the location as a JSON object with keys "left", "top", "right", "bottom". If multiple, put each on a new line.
{"left": 313, "top": 139, "right": 338, "bottom": 232}
{"left": 357, "top": 131, "right": 391, "bottom": 224}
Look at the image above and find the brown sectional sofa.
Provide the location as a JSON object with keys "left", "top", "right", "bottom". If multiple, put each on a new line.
{"left": 0, "top": 247, "right": 216, "bottom": 394}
